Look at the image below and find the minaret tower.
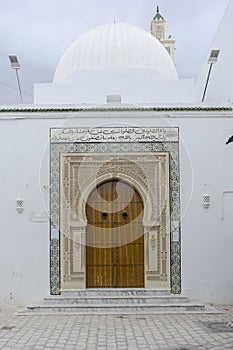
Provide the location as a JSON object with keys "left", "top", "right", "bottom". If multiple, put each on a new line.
{"left": 151, "top": 6, "right": 176, "bottom": 62}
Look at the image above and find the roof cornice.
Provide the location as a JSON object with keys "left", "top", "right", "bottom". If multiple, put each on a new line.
{"left": 0, "top": 106, "right": 231, "bottom": 113}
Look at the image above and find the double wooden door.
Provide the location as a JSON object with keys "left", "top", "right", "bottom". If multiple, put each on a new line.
{"left": 86, "top": 180, "right": 144, "bottom": 288}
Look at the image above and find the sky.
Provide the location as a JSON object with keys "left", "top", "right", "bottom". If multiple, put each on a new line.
{"left": 0, "top": 0, "right": 229, "bottom": 104}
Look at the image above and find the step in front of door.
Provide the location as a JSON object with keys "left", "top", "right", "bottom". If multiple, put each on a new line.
{"left": 43, "top": 295, "right": 188, "bottom": 305}
{"left": 20, "top": 290, "right": 221, "bottom": 315}
{"left": 60, "top": 289, "right": 171, "bottom": 297}
{"left": 26, "top": 302, "right": 206, "bottom": 314}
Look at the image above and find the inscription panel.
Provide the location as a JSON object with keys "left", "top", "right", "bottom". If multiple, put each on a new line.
{"left": 51, "top": 127, "right": 178, "bottom": 143}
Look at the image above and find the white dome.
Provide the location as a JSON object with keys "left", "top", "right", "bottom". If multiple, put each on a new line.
{"left": 53, "top": 23, "right": 178, "bottom": 82}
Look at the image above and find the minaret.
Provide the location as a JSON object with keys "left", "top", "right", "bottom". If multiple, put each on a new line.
{"left": 151, "top": 6, "right": 176, "bottom": 62}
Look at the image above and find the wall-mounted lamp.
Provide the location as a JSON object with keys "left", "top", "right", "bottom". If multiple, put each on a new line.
{"left": 16, "top": 199, "right": 24, "bottom": 213}
{"left": 202, "top": 49, "right": 220, "bottom": 103}
{"left": 8, "top": 55, "right": 23, "bottom": 103}
{"left": 203, "top": 194, "right": 210, "bottom": 209}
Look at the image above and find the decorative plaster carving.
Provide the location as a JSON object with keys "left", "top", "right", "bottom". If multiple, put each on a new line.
{"left": 150, "top": 234, "right": 156, "bottom": 250}
{"left": 60, "top": 152, "right": 170, "bottom": 290}
{"left": 49, "top": 127, "right": 181, "bottom": 295}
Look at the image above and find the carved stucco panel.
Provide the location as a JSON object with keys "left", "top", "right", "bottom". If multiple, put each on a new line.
{"left": 60, "top": 152, "right": 170, "bottom": 290}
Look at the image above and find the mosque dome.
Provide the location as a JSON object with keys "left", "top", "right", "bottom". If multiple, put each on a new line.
{"left": 53, "top": 23, "right": 178, "bottom": 82}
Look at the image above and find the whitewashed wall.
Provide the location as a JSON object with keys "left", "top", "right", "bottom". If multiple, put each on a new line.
{"left": 0, "top": 110, "right": 232, "bottom": 305}
{"left": 179, "top": 117, "right": 233, "bottom": 304}
{"left": 34, "top": 70, "right": 195, "bottom": 105}
{"left": 0, "top": 119, "right": 59, "bottom": 306}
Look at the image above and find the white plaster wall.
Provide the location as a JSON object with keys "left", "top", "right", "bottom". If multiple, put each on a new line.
{"left": 178, "top": 118, "right": 233, "bottom": 304}
{"left": 196, "top": 0, "right": 233, "bottom": 104}
{"left": 34, "top": 70, "right": 195, "bottom": 105}
{"left": 0, "top": 111, "right": 233, "bottom": 305}
{"left": 0, "top": 119, "right": 60, "bottom": 306}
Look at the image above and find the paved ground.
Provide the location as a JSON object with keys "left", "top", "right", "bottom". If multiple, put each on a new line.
{"left": 0, "top": 306, "right": 233, "bottom": 349}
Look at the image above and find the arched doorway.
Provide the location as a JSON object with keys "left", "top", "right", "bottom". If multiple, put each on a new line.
{"left": 86, "top": 179, "right": 144, "bottom": 288}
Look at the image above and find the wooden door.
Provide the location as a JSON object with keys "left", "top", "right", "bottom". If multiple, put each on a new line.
{"left": 86, "top": 180, "right": 144, "bottom": 288}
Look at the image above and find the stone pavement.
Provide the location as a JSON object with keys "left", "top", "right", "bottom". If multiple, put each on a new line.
{"left": 0, "top": 306, "right": 233, "bottom": 349}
